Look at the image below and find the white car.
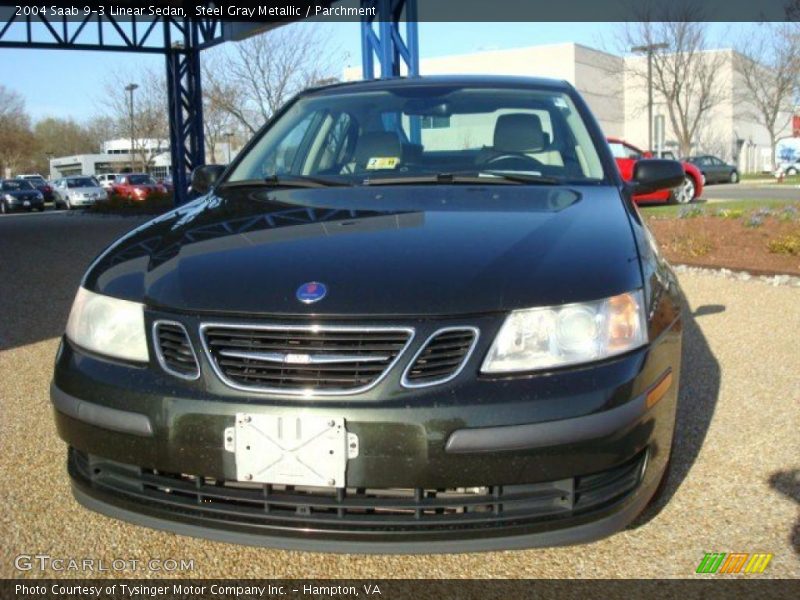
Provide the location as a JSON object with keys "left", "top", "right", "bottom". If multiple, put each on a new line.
{"left": 53, "top": 176, "right": 107, "bottom": 209}
{"left": 775, "top": 160, "right": 799, "bottom": 177}
{"left": 96, "top": 173, "right": 121, "bottom": 190}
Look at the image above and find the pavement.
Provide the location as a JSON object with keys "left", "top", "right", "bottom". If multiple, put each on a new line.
{"left": 1, "top": 212, "right": 798, "bottom": 579}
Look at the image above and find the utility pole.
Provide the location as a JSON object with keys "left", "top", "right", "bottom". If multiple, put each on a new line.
{"left": 225, "top": 132, "right": 234, "bottom": 164}
{"left": 631, "top": 43, "right": 668, "bottom": 153}
{"left": 124, "top": 83, "right": 139, "bottom": 172}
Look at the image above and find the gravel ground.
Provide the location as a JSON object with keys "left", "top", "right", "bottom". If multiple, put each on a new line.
{"left": 1, "top": 213, "right": 798, "bottom": 579}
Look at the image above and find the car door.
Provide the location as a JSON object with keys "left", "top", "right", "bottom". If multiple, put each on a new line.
{"left": 704, "top": 157, "right": 719, "bottom": 182}
{"left": 713, "top": 157, "right": 732, "bottom": 181}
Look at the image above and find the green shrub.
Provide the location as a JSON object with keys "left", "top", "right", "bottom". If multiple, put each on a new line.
{"left": 714, "top": 208, "right": 743, "bottom": 219}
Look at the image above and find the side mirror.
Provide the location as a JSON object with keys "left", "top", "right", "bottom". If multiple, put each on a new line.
{"left": 631, "top": 159, "right": 685, "bottom": 195}
{"left": 190, "top": 164, "right": 226, "bottom": 195}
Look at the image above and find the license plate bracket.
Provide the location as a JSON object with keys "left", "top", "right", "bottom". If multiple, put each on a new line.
{"left": 224, "top": 414, "right": 358, "bottom": 488}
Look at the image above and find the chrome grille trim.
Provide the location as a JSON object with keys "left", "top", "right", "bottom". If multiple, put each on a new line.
{"left": 199, "top": 322, "right": 415, "bottom": 396}
{"left": 401, "top": 326, "right": 480, "bottom": 389}
{"left": 152, "top": 320, "right": 201, "bottom": 381}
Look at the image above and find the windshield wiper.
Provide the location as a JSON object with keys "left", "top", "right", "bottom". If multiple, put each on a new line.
{"left": 361, "top": 172, "right": 560, "bottom": 186}
{"left": 219, "top": 175, "right": 352, "bottom": 190}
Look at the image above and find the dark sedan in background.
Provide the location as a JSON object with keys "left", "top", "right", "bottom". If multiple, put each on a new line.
{"left": 1, "top": 179, "right": 44, "bottom": 213}
{"left": 16, "top": 174, "right": 55, "bottom": 202}
{"left": 685, "top": 155, "right": 739, "bottom": 184}
{"left": 52, "top": 76, "right": 685, "bottom": 553}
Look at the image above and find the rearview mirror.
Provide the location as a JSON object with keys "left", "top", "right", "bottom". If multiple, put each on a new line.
{"left": 631, "top": 159, "right": 685, "bottom": 195}
{"left": 190, "top": 164, "right": 226, "bottom": 195}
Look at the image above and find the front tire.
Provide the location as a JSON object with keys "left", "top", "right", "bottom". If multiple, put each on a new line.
{"left": 670, "top": 175, "right": 696, "bottom": 204}
{"left": 729, "top": 170, "right": 739, "bottom": 183}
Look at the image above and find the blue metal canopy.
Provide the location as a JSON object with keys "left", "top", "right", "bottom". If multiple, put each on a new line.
{"left": 0, "top": 1, "right": 419, "bottom": 204}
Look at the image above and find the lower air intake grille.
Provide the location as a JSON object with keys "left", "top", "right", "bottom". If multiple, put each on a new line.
{"left": 69, "top": 448, "right": 646, "bottom": 536}
{"left": 201, "top": 324, "right": 413, "bottom": 394}
{"left": 153, "top": 321, "right": 199, "bottom": 379}
{"left": 403, "top": 327, "right": 478, "bottom": 387}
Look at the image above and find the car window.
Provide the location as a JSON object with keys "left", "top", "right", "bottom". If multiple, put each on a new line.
{"left": 66, "top": 177, "right": 96, "bottom": 188}
{"left": 128, "top": 175, "right": 156, "bottom": 185}
{"left": 229, "top": 86, "right": 606, "bottom": 185}
{"left": 2, "top": 180, "right": 32, "bottom": 190}
{"left": 608, "top": 142, "right": 641, "bottom": 160}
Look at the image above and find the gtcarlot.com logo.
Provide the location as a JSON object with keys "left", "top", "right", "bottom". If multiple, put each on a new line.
{"left": 696, "top": 552, "right": 772, "bottom": 574}
{"left": 14, "top": 554, "right": 195, "bottom": 573}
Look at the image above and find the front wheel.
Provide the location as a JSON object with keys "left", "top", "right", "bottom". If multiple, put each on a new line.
{"left": 670, "top": 175, "right": 696, "bottom": 204}
{"left": 787, "top": 167, "right": 798, "bottom": 176}
{"left": 730, "top": 171, "right": 739, "bottom": 183}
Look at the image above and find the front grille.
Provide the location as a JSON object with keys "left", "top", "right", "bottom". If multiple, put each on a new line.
{"left": 201, "top": 324, "right": 414, "bottom": 394}
{"left": 69, "top": 449, "right": 646, "bottom": 534}
{"left": 153, "top": 321, "right": 199, "bottom": 379}
{"left": 403, "top": 327, "right": 478, "bottom": 387}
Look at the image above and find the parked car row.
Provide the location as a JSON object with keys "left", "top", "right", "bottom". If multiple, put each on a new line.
{"left": 0, "top": 172, "right": 174, "bottom": 214}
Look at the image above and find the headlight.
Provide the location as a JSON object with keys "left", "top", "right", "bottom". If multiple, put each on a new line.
{"left": 481, "top": 290, "right": 647, "bottom": 373}
{"left": 4, "top": 194, "right": 14, "bottom": 201}
{"left": 65, "top": 287, "right": 149, "bottom": 362}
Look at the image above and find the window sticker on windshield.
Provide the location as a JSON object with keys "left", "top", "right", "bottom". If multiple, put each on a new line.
{"left": 366, "top": 157, "right": 400, "bottom": 170}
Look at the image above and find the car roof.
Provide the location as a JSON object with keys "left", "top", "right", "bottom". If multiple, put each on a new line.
{"left": 303, "top": 75, "right": 574, "bottom": 97}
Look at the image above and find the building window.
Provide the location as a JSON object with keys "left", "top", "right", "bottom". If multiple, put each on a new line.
{"left": 420, "top": 116, "right": 451, "bottom": 129}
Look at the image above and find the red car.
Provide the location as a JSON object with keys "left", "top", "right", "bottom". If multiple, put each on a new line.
{"left": 111, "top": 173, "right": 167, "bottom": 201}
{"left": 607, "top": 138, "right": 702, "bottom": 204}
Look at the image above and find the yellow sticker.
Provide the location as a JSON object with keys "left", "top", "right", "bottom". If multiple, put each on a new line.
{"left": 366, "top": 157, "right": 400, "bottom": 170}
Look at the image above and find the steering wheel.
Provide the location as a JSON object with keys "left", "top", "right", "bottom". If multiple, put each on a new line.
{"left": 483, "top": 152, "right": 543, "bottom": 171}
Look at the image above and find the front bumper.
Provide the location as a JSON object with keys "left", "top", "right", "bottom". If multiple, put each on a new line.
{"left": 5, "top": 197, "right": 44, "bottom": 210}
{"left": 52, "top": 314, "right": 681, "bottom": 552}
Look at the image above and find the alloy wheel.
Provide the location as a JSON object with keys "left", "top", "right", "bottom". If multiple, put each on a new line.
{"left": 675, "top": 176, "right": 695, "bottom": 204}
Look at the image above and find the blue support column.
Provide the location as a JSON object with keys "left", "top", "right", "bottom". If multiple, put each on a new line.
{"left": 360, "top": 0, "right": 419, "bottom": 79}
{"left": 165, "top": 19, "right": 206, "bottom": 206}
{"left": 360, "top": 0, "right": 420, "bottom": 142}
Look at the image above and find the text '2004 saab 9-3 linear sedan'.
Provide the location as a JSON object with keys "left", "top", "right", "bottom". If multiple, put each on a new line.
{"left": 52, "top": 75, "right": 685, "bottom": 553}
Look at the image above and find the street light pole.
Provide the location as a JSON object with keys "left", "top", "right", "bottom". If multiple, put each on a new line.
{"left": 124, "top": 83, "right": 139, "bottom": 171}
{"left": 631, "top": 43, "right": 668, "bottom": 153}
{"left": 225, "top": 132, "right": 234, "bottom": 164}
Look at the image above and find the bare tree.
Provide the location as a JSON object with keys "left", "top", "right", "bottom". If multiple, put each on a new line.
{"left": 0, "top": 85, "right": 35, "bottom": 176}
{"left": 621, "top": 16, "right": 727, "bottom": 157}
{"left": 734, "top": 24, "right": 800, "bottom": 170}
{"left": 201, "top": 87, "right": 236, "bottom": 164}
{"left": 101, "top": 66, "right": 169, "bottom": 170}
{"left": 204, "top": 24, "right": 340, "bottom": 134}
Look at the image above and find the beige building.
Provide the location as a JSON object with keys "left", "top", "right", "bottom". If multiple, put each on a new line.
{"left": 344, "top": 43, "right": 790, "bottom": 173}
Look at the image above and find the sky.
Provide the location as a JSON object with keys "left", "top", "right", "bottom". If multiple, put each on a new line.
{"left": 0, "top": 21, "right": 758, "bottom": 123}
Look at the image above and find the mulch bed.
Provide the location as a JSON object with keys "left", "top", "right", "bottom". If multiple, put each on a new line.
{"left": 647, "top": 215, "right": 800, "bottom": 276}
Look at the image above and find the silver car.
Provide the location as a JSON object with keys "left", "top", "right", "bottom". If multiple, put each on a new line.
{"left": 53, "top": 176, "right": 108, "bottom": 209}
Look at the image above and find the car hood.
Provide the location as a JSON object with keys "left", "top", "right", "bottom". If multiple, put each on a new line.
{"left": 5, "top": 189, "right": 40, "bottom": 198}
{"left": 84, "top": 184, "right": 642, "bottom": 316}
{"left": 68, "top": 187, "right": 104, "bottom": 195}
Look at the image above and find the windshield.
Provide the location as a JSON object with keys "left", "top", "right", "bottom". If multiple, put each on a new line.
{"left": 129, "top": 175, "right": 156, "bottom": 185}
{"left": 227, "top": 85, "right": 605, "bottom": 186}
{"left": 21, "top": 176, "right": 46, "bottom": 184}
{"left": 3, "top": 180, "right": 33, "bottom": 191}
{"left": 67, "top": 177, "right": 96, "bottom": 188}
